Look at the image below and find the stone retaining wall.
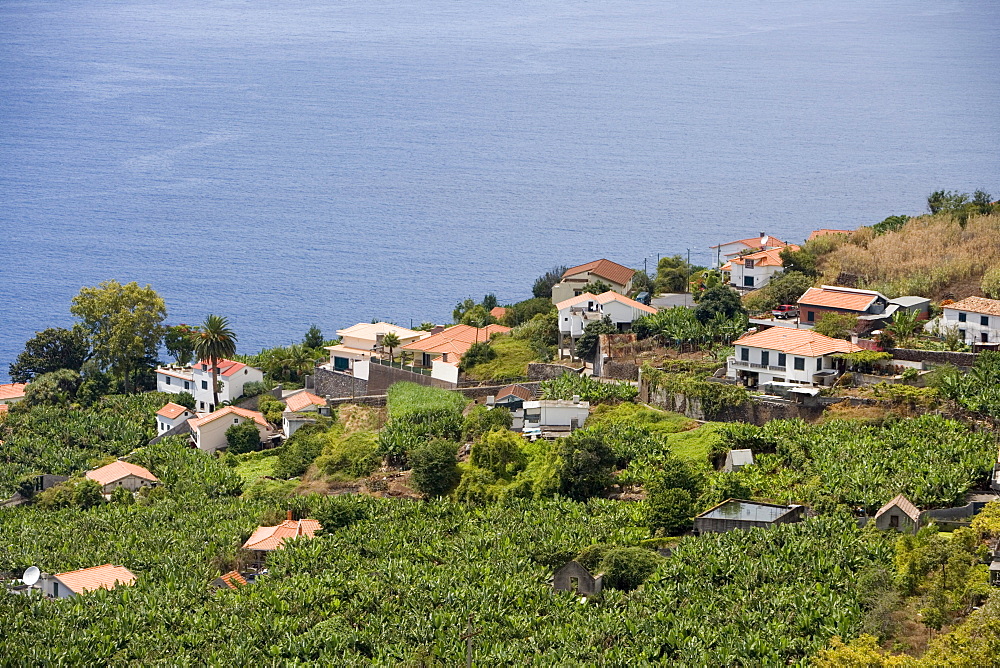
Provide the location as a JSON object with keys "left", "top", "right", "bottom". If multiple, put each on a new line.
{"left": 527, "top": 363, "right": 582, "bottom": 380}
{"left": 890, "top": 348, "right": 979, "bottom": 368}
{"left": 313, "top": 367, "right": 370, "bottom": 399}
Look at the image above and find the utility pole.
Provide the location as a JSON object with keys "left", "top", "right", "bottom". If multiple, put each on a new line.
{"left": 686, "top": 248, "right": 691, "bottom": 294}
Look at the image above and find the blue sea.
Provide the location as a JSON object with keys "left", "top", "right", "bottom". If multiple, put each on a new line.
{"left": 2, "top": 0, "right": 998, "bottom": 380}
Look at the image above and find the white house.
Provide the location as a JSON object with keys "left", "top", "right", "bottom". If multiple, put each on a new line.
{"left": 728, "top": 327, "right": 861, "bottom": 387}
{"left": 550, "top": 259, "right": 636, "bottom": 304}
{"left": 282, "top": 390, "right": 329, "bottom": 438}
{"left": 399, "top": 324, "right": 511, "bottom": 386}
{"left": 556, "top": 291, "right": 657, "bottom": 357}
{"left": 155, "top": 402, "right": 194, "bottom": 434}
{"left": 188, "top": 406, "right": 271, "bottom": 454}
{"left": 520, "top": 398, "right": 590, "bottom": 432}
{"left": 156, "top": 358, "right": 264, "bottom": 412}
{"left": 710, "top": 233, "right": 788, "bottom": 268}
{"left": 721, "top": 245, "right": 798, "bottom": 291}
{"left": 39, "top": 564, "right": 136, "bottom": 598}
{"left": 84, "top": 460, "right": 159, "bottom": 494}
{"left": 323, "top": 322, "right": 428, "bottom": 373}
{"left": 941, "top": 296, "right": 1000, "bottom": 346}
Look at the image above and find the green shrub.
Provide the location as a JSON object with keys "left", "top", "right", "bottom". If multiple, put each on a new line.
{"left": 408, "top": 439, "right": 461, "bottom": 498}
{"left": 469, "top": 429, "right": 527, "bottom": 480}
{"left": 273, "top": 426, "right": 327, "bottom": 479}
{"left": 226, "top": 420, "right": 263, "bottom": 454}
{"left": 539, "top": 372, "right": 637, "bottom": 403}
{"left": 315, "top": 431, "right": 381, "bottom": 479}
{"left": 599, "top": 547, "right": 662, "bottom": 591}
{"left": 257, "top": 394, "right": 285, "bottom": 425}
{"left": 556, "top": 430, "right": 615, "bottom": 501}
{"left": 130, "top": 437, "right": 243, "bottom": 498}
{"left": 463, "top": 336, "right": 537, "bottom": 381}
{"left": 462, "top": 405, "right": 513, "bottom": 442}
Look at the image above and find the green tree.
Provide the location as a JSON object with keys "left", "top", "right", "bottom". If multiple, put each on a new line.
{"left": 501, "top": 298, "right": 555, "bottom": 327}
{"left": 459, "top": 304, "right": 495, "bottom": 327}
{"left": 556, "top": 430, "right": 615, "bottom": 501}
{"left": 191, "top": 314, "right": 238, "bottom": 410}
{"left": 462, "top": 405, "right": 513, "bottom": 442}
{"left": 981, "top": 266, "right": 1000, "bottom": 299}
{"left": 482, "top": 293, "right": 499, "bottom": 310}
{"left": 8, "top": 326, "right": 89, "bottom": 382}
{"left": 453, "top": 298, "right": 477, "bottom": 323}
{"left": 766, "top": 271, "right": 814, "bottom": 308}
{"left": 574, "top": 315, "right": 617, "bottom": 361}
{"left": 646, "top": 486, "right": 694, "bottom": 537}
{"left": 381, "top": 331, "right": 401, "bottom": 361}
{"left": 694, "top": 286, "right": 745, "bottom": 323}
{"left": 70, "top": 280, "right": 167, "bottom": 392}
{"left": 110, "top": 485, "right": 135, "bottom": 505}
{"left": 813, "top": 312, "right": 858, "bottom": 340}
{"left": 225, "top": 420, "right": 262, "bottom": 454}
{"left": 598, "top": 547, "right": 662, "bottom": 591}
{"left": 409, "top": 439, "right": 462, "bottom": 498}
{"left": 885, "top": 309, "right": 920, "bottom": 345}
{"left": 629, "top": 269, "right": 655, "bottom": 297}
{"left": 580, "top": 279, "right": 612, "bottom": 295}
{"left": 470, "top": 429, "right": 526, "bottom": 479}
{"left": 778, "top": 247, "right": 817, "bottom": 277}
{"left": 164, "top": 324, "right": 198, "bottom": 366}
{"left": 532, "top": 266, "right": 567, "bottom": 299}
{"left": 872, "top": 215, "right": 909, "bottom": 236}
{"left": 459, "top": 341, "right": 496, "bottom": 371}
{"left": 73, "top": 478, "right": 105, "bottom": 509}
{"left": 22, "top": 369, "right": 82, "bottom": 407}
{"left": 173, "top": 391, "right": 196, "bottom": 411}
{"left": 655, "top": 255, "right": 692, "bottom": 294}
{"left": 303, "top": 324, "right": 324, "bottom": 349}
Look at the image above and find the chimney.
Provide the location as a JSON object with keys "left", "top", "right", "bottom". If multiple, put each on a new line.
{"left": 286, "top": 510, "right": 293, "bottom": 522}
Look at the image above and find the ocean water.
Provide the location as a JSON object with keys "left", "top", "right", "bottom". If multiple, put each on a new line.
{"left": 1, "top": 0, "right": 998, "bottom": 380}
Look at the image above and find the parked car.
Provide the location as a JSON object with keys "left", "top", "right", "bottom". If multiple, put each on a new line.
{"left": 772, "top": 304, "right": 799, "bottom": 319}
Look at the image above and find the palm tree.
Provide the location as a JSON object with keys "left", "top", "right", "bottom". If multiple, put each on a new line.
{"left": 381, "top": 332, "right": 401, "bottom": 362}
{"left": 192, "top": 315, "right": 238, "bottom": 411}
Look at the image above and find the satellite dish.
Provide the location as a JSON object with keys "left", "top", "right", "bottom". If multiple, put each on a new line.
{"left": 760, "top": 234, "right": 769, "bottom": 246}
{"left": 22, "top": 566, "right": 40, "bottom": 586}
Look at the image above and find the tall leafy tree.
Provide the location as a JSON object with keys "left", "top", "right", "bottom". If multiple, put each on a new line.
{"left": 303, "top": 324, "right": 324, "bottom": 349}
{"left": 191, "top": 314, "right": 238, "bottom": 410}
{"left": 381, "top": 332, "right": 401, "bottom": 361}
{"left": 164, "top": 324, "right": 199, "bottom": 366}
{"left": 8, "top": 326, "right": 89, "bottom": 382}
{"left": 694, "top": 286, "right": 745, "bottom": 323}
{"left": 532, "top": 265, "right": 568, "bottom": 299}
{"left": 70, "top": 280, "right": 167, "bottom": 392}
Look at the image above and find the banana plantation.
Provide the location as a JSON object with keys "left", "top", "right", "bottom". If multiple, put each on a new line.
{"left": 0, "top": 495, "right": 892, "bottom": 666}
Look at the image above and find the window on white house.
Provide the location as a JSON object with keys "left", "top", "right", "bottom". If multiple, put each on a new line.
{"left": 184, "top": 381, "right": 190, "bottom": 390}
{"left": 816, "top": 358, "right": 822, "bottom": 370}
{"left": 743, "top": 276, "right": 754, "bottom": 287}
{"left": 959, "top": 329, "right": 966, "bottom": 340}
{"left": 740, "top": 348, "right": 749, "bottom": 361}
{"left": 959, "top": 312, "right": 967, "bottom": 322}
{"left": 794, "top": 357, "right": 805, "bottom": 371}
{"left": 201, "top": 380, "right": 208, "bottom": 390}
{"left": 761, "top": 351, "right": 769, "bottom": 366}
{"left": 166, "top": 377, "right": 171, "bottom": 385}
{"left": 982, "top": 316, "right": 989, "bottom": 326}
{"left": 778, "top": 353, "right": 786, "bottom": 366}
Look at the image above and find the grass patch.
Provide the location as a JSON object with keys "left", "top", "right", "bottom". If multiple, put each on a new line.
{"left": 232, "top": 453, "right": 279, "bottom": 483}
{"left": 587, "top": 402, "right": 696, "bottom": 434}
{"left": 465, "top": 336, "right": 537, "bottom": 382}
{"left": 386, "top": 382, "right": 467, "bottom": 418}
{"left": 665, "top": 422, "right": 723, "bottom": 463}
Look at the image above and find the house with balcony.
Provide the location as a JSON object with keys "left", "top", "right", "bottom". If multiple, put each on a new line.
{"left": 728, "top": 327, "right": 861, "bottom": 387}
{"left": 556, "top": 291, "right": 656, "bottom": 358}
{"left": 721, "top": 245, "right": 798, "bottom": 291}
{"left": 941, "top": 296, "right": 1000, "bottom": 347}
{"left": 323, "top": 322, "right": 428, "bottom": 373}
{"left": 398, "top": 324, "right": 510, "bottom": 385}
{"left": 710, "top": 233, "right": 788, "bottom": 268}
{"left": 550, "top": 259, "right": 635, "bottom": 304}
{"left": 156, "top": 358, "right": 264, "bottom": 412}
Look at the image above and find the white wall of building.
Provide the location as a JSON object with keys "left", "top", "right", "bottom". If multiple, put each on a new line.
{"left": 729, "top": 262, "right": 783, "bottom": 290}
{"left": 942, "top": 307, "right": 1000, "bottom": 345}
{"left": 727, "top": 345, "right": 829, "bottom": 385}
{"left": 156, "top": 370, "right": 194, "bottom": 395}
{"left": 193, "top": 416, "right": 268, "bottom": 454}
{"left": 431, "top": 361, "right": 460, "bottom": 386}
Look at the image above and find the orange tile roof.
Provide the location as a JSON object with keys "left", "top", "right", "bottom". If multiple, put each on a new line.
{"left": 400, "top": 324, "right": 511, "bottom": 361}
{"left": 190, "top": 405, "right": 269, "bottom": 429}
{"left": 807, "top": 229, "right": 851, "bottom": 242}
{"left": 54, "top": 564, "right": 136, "bottom": 594}
{"left": 85, "top": 460, "right": 159, "bottom": 486}
{"left": 734, "top": 327, "right": 861, "bottom": 357}
{"left": 946, "top": 296, "right": 1000, "bottom": 317}
{"left": 710, "top": 234, "right": 788, "bottom": 249}
{"left": 729, "top": 246, "right": 799, "bottom": 268}
{"left": 0, "top": 383, "right": 27, "bottom": 401}
{"left": 595, "top": 291, "right": 658, "bottom": 314}
{"left": 797, "top": 286, "right": 885, "bottom": 312}
{"left": 243, "top": 519, "right": 322, "bottom": 552}
{"left": 216, "top": 570, "right": 248, "bottom": 589}
{"left": 875, "top": 494, "right": 920, "bottom": 522}
{"left": 156, "top": 402, "right": 190, "bottom": 419}
{"left": 195, "top": 358, "right": 249, "bottom": 377}
{"left": 285, "top": 391, "right": 326, "bottom": 412}
{"left": 496, "top": 385, "right": 533, "bottom": 402}
{"left": 489, "top": 306, "right": 507, "bottom": 319}
{"left": 561, "top": 259, "right": 635, "bottom": 287}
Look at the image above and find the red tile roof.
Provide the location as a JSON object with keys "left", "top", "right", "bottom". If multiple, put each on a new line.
{"left": 561, "top": 259, "right": 635, "bottom": 287}
{"left": 728, "top": 245, "right": 799, "bottom": 268}
{"left": 243, "top": 519, "right": 322, "bottom": 552}
{"left": 216, "top": 570, "right": 248, "bottom": 589}
{"left": 54, "top": 564, "right": 136, "bottom": 594}
{"left": 0, "top": 383, "right": 27, "bottom": 402}
{"left": 85, "top": 461, "right": 159, "bottom": 486}
{"left": 807, "top": 229, "right": 851, "bottom": 242}
{"left": 489, "top": 306, "right": 507, "bottom": 319}
{"left": 797, "top": 286, "right": 885, "bottom": 312}
{"left": 400, "top": 324, "right": 511, "bottom": 361}
{"left": 555, "top": 291, "right": 657, "bottom": 314}
{"left": 285, "top": 391, "right": 326, "bottom": 413}
{"left": 190, "top": 406, "right": 269, "bottom": 429}
{"left": 946, "top": 296, "right": 1000, "bottom": 317}
{"left": 195, "top": 359, "right": 249, "bottom": 377}
{"left": 156, "top": 402, "right": 190, "bottom": 419}
{"left": 734, "top": 327, "right": 861, "bottom": 357}
{"left": 496, "top": 385, "right": 533, "bottom": 402}
{"left": 710, "top": 235, "right": 788, "bottom": 249}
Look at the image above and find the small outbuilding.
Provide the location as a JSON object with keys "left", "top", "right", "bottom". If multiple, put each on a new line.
{"left": 723, "top": 449, "right": 754, "bottom": 473}
{"left": 552, "top": 561, "right": 603, "bottom": 596}
{"left": 40, "top": 564, "right": 136, "bottom": 598}
{"left": 212, "top": 570, "right": 249, "bottom": 590}
{"left": 242, "top": 511, "right": 322, "bottom": 567}
{"left": 85, "top": 461, "right": 159, "bottom": 495}
{"left": 694, "top": 499, "right": 804, "bottom": 534}
{"left": 873, "top": 494, "right": 920, "bottom": 534}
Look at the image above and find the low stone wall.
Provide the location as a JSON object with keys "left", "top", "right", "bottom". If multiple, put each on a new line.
{"left": 313, "top": 367, "right": 369, "bottom": 399}
{"left": 891, "top": 348, "right": 979, "bottom": 368}
{"left": 602, "top": 361, "right": 639, "bottom": 381}
{"left": 527, "top": 363, "right": 582, "bottom": 381}
{"left": 365, "top": 362, "right": 455, "bottom": 394}
{"left": 329, "top": 394, "right": 388, "bottom": 408}
{"left": 647, "top": 388, "right": 825, "bottom": 424}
